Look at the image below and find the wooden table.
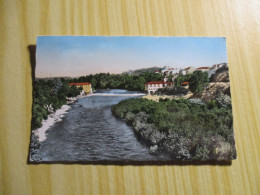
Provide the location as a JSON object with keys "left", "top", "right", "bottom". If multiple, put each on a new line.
{"left": 0, "top": 0, "right": 259, "bottom": 194}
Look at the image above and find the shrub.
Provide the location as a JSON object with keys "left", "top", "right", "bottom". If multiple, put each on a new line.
{"left": 156, "top": 87, "right": 189, "bottom": 96}
{"left": 112, "top": 97, "right": 235, "bottom": 160}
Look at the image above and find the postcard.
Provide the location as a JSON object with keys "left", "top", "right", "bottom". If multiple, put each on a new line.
{"left": 29, "top": 36, "right": 236, "bottom": 163}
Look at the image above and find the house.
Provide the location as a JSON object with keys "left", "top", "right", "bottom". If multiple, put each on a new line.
{"left": 179, "top": 66, "right": 196, "bottom": 75}
{"left": 69, "top": 82, "right": 92, "bottom": 94}
{"left": 161, "top": 66, "right": 180, "bottom": 76}
{"left": 181, "top": 82, "right": 189, "bottom": 85}
{"left": 208, "top": 63, "right": 227, "bottom": 78}
{"left": 213, "top": 63, "right": 226, "bottom": 69}
{"left": 168, "top": 68, "right": 180, "bottom": 75}
{"left": 154, "top": 70, "right": 160, "bottom": 74}
{"left": 145, "top": 81, "right": 173, "bottom": 95}
{"left": 181, "top": 82, "right": 189, "bottom": 88}
{"left": 196, "top": 67, "right": 210, "bottom": 72}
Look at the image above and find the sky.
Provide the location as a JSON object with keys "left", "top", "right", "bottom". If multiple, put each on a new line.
{"left": 36, "top": 36, "right": 228, "bottom": 78}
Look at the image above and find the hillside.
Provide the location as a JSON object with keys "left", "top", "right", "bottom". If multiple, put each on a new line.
{"left": 210, "top": 65, "right": 229, "bottom": 82}
{"left": 192, "top": 66, "right": 231, "bottom": 104}
{"left": 124, "top": 66, "right": 162, "bottom": 75}
{"left": 192, "top": 82, "right": 230, "bottom": 103}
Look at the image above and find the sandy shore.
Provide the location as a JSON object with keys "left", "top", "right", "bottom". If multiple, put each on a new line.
{"left": 32, "top": 93, "right": 144, "bottom": 142}
{"left": 33, "top": 96, "right": 82, "bottom": 142}
{"left": 142, "top": 93, "right": 193, "bottom": 102}
{"left": 88, "top": 93, "right": 146, "bottom": 96}
{"left": 33, "top": 104, "right": 71, "bottom": 142}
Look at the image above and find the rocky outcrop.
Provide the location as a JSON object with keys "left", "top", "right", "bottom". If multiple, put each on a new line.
{"left": 210, "top": 65, "right": 229, "bottom": 82}
{"left": 192, "top": 82, "right": 230, "bottom": 103}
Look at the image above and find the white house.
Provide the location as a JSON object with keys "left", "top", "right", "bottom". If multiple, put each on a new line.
{"left": 208, "top": 63, "right": 227, "bottom": 78}
{"left": 161, "top": 66, "right": 180, "bottom": 76}
{"left": 196, "top": 67, "right": 210, "bottom": 72}
{"left": 179, "top": 66, "right": 196, "bottom": 75}
{"left": 168, "top": 68, "right": 180, "bottom": 75}
{"left": 145, "top": 81, "right": 173, "bottom": 95}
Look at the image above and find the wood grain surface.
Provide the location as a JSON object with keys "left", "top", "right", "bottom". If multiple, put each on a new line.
{"left": 0, "top": 0, "right": 259, "bottom": 194}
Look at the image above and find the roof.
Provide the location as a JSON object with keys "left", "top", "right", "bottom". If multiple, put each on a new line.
{"left": 184, "top": 67, "right": 191, "bottom": 70}
{"left": 145, "top": 81, "right": 173, "bottom": 85}
{"left": 69, "top": 82, "right": 91, "bottom": 86}
{"left": 197, "top": 67, "right": 210, "bottom": 70}
{"left": 181, "top": 82, "right": 189, "bottom": 85}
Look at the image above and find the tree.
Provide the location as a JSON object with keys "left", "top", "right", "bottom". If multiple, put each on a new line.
{"left": 188, "top": 71, "right": 209, "bottom": 93}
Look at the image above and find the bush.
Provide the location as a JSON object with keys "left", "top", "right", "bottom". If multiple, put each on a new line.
{"left": 175, "top": 70, "right": 209, "bottom": 93}
{"left": 112, "top": 97, "right": 236, "bottom": 160}
{"left": 31, "top": 79, "right": 82, "bottom": 130}
{"left": 156, "top": 86, "right": 189, "bottom": 96}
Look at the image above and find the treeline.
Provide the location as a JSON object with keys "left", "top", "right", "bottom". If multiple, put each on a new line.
{"left": 69, "top": 72, "right": 164, "bottom": 91}
{"left": 156, "top": 86, "right": 189, "bottom": 96}
{"left": 123, "top": 66, "right": 163, "bottom": 75}
{"left": 174, "top": 71, "right": 209, "bottom": 93}
{"left": 32, "top": 78, "right": 82, "bottom": 129}
{"left": 112, "top": 98, "right": 236, "bottom": 160}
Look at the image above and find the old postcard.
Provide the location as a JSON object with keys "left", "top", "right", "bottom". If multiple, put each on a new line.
{"left": 29, "top": 36, "right": 236, "bottom": 163}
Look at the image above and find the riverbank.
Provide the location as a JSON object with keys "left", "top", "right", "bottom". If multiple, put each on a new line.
{"left": 30, "top": 89, "right": 171, "bottom": 162}
{"left": 32, "top": 96, "right": 82, "bottom": 142}
{"left": 32, "top": 91, "right": 144, "bottom": 143}
{"left": 89, "top": 93, "right": 146, "bottom": 96}
{"left": 30, "top": 96, "right": 82, "bottom": 161}
{"left": 111, "top": 98, "right": 236, "bottom": 161}
{"left": 142, "top": 92, "right": 193, "bottom": 102}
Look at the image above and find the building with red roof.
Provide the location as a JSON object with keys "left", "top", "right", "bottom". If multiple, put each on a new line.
{"left": 69, "top": 82, "right": 92, "bottom": 94}
{"left": 180, "top": 66, "right": 196, "bottom": 75}
{"left": 145, "top": 81, "right": 173, "bottom": 95}
{"left": 181, "top": 82, "right": 189, "bottom": 85}
{"left": 196, "top": 67, "right": 210, "bottom": 72}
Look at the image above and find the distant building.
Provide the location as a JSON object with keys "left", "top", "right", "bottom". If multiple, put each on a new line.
{"left": 208, "top": 63, "right": 227, "bottom": 78}
{"left": 179, "top": 66, "right": 196, "bottom": 75}
{"left": 69, "top": 82, "right": 92, "bottom": 94}
{"left": 145, "top": 81, "right": 173, "bottom": 95}
{"left": 168, "top": 68, "right": 180, "bottom": 75}
{"left": 181, "top": 82, "right": 189, "bottom": 89}
{"left": 196, "top": 67, "right": 210, "bottom": 72}
{"left": 154, "top": 70, "right": 160, "bottom": 74}
{"left": 161, "top": 66, "right": 180, "bottom": 76}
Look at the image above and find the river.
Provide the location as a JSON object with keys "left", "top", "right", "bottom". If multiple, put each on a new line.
{"left": 38, "top": 89, "right": 171, "bottom": 162}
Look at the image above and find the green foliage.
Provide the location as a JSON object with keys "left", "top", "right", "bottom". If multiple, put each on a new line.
{"left": 188, "top": 71, "right": 209, "bottom": 93}
{"left": 123, "top": 66, "right": 163, "bottom": 75}
{"left": 175, "top": 70, "right": 209, "bottom": 93}
{"left": 112, "top": 97, "right": 234, "bottom": 159}
{"left": 156, "top": 86, "right": 189, "bottom": 96}
{"left": 69, "top": 72, "right": 163, "bottom": 91}
{"left": 31, "top": 78, "right": 82, "bottom": 129}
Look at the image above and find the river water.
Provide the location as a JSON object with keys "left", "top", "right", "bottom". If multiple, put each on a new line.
{"left": 39, "top": 89, "right": 171, "bottom": 162}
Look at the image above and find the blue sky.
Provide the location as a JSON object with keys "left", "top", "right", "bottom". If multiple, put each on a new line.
{"left": 36, "top": 36, "right": 228, "bottom": 78}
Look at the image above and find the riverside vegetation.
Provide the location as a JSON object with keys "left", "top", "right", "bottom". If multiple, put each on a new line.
{"left": 112, "top": 98, "right": 236, "bottom": 160}
{"left": 31, "top": 66, "right": 236, "bottom": 161}
{"left": 32, "top": 78, "right": 82, "bottom": 130}
{"left": 112, "top": 68, "right": 236, "bottom": 161}
{"left": 32, "top": 72, "right": 165, "bottom": 130}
